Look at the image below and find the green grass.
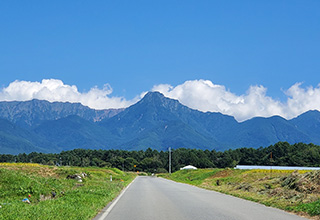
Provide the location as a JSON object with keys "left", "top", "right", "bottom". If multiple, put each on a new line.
{"left": 164, "top": 169, "right": 222, "bottom": 186}
{"left": 0, "top": 164, "right": 136, "bottom": 220}
{"left": 290, "top": 199, "right": 320, "bottom": 216}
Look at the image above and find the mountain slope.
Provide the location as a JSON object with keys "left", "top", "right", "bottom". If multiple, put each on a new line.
{"left": 290, "top": 110, "right": 320, "bottom": 143}
{"left": 33, "top": 115, "right": 119, "bottom": 150}
{"left": 100, "top": 92, "right": 318, "bottom": 150}
{"left": 235, "top": 116, "right": 312, "bottom": 148}
{"left": 1, "top": 92, "right": 320, "bottom": 154}
{"left": 0, "top": 118, "right": 59, "bottom": 154}
{"left": 118, "top": 120, "right": 218, "bottom": 151}
{"left": 0, "top": 99, "right": 123, "bottom": 128}
{"left": 99, "top": 92, "right": 221, "bottom": 150}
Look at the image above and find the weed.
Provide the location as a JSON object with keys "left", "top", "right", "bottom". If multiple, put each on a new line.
{"left": 290, "top": 199, "right": 320, "bottom": 216}
{"left": 0, "top": 164, "right": 136, "bottom": 220}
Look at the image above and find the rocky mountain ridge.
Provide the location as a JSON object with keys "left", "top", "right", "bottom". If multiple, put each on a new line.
{"left": 0, "top": 92, "right": 319, "bottom": 154}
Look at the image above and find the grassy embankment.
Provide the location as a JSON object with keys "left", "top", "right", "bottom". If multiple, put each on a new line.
{"left": 159, "top": 168, "right": 320, "bottom": 219}
{"left": 0, "top": 163, "right": 136, "bottom": 220}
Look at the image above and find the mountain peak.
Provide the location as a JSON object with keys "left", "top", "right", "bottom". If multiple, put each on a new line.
{"left": 291, "top": 109, "right": 320, "bottom": 122}
{"left": 142, "top": 91, "right": 166, "bottom": 101}
{"left": 137, "top": 91, "right": 186, "bottom": 113}
{"left": 2, "top": 92, "right": 320, "bottom": 154}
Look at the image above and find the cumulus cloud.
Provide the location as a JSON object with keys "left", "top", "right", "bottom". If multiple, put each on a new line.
{"left": 0, "top": 79, "right": 138, "bottom": 109}
{"left": 152, "top": 79, "right": 320, "bottom": 122}
{"left": 286, "top": 83, "right": 320, "bottom": 117}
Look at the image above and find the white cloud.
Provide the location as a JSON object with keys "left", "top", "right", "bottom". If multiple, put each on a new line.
{"left": 152, "top": 79, "right": 320, "bottom": 122}
{"left": 0, "top": 79, "right": 137, "bottom": 109}
{"left": 1, "top": 79, "right": 320, "bottom": 121}
{"left": 286, "top": 83, "right": 320, "bottom": 118}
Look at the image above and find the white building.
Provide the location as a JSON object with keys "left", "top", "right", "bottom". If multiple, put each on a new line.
{"left": 180, "top": 165, "right": 197, "bottom": 170}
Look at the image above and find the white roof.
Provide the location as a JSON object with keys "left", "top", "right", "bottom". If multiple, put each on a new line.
{"left": 235, "top": 165, "right": 320, "bottom": 170}
{"left": 180, "top": 165, "right": 197, "bottom": 170}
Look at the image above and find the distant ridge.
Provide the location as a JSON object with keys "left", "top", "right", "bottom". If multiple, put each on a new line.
{"left": 0, "top": 99, "right": 123, "bottom": 128}
{"left": 0, "top": 92, "right": 320, "bottom": 154}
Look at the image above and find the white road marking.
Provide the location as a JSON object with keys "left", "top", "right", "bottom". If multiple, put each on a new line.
{"left": 96, "top": 177, "right": 136, "bottom": 220}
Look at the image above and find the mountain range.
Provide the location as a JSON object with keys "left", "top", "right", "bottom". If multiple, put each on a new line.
{"left": 0, "top": 92, "right": 319, "bottom": 154}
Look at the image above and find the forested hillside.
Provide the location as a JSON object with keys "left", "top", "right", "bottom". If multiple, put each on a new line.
{"left": 1, "top": 142, "right": 319, "bottom": 173}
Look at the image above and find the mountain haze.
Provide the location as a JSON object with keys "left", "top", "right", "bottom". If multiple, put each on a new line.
{"left": 0, "top": 92, "right": 319, "bottom": 154}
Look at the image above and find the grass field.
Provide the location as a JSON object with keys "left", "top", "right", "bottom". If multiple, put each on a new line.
{"left": 0, "top": 163, "right": 136, "bottom": 220}
{"left": 159, "top": 168, "right": 320, "bottom": 219}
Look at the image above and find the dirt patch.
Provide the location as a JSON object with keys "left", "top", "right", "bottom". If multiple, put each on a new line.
{"left": 211, "top": 169, "right": 234, "bottom": 178}
{"left": 201, "top": 169, "right": 235, "bottom": 188}
{"left": 2, "top": 166, "right": 59, "bottom": 177}
{"left": 36, "top": 167, "right": 59, "bottom": 177}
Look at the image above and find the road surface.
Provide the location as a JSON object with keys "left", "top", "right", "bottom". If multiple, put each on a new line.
{"left": 94, "top": 176, "right": 306, "bottom": 220}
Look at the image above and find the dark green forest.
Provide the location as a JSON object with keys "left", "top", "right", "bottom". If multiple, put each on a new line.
{"left": 1, "top": 142, "right": 319, "bottom": 173}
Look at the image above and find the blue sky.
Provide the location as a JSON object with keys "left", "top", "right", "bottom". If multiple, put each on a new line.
{"left": 0, "top": 1, "right": 320, "bottom": 121}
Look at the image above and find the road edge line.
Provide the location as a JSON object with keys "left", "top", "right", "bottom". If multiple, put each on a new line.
{"left": 95, "top": 177, "right": 137, "bottom": 220}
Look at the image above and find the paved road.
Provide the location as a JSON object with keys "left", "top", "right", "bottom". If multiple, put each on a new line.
{"left": 94, "top": 176, "right": 306, "bottom": 220}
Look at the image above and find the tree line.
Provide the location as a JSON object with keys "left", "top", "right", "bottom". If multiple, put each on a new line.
{"left": 0, "top": 142, "right": 319, "bottom": 173}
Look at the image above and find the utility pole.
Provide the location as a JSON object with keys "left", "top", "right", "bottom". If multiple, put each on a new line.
{"left": 169, "top": 147, "right": 171, "bottom": 174}
{"left": 270, "top": 151, "right": 273, "bottom": 177}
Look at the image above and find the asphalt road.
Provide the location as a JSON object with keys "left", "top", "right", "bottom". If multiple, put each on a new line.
{"left": 94, "top": 176, "right": 306, "bottom": 220}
